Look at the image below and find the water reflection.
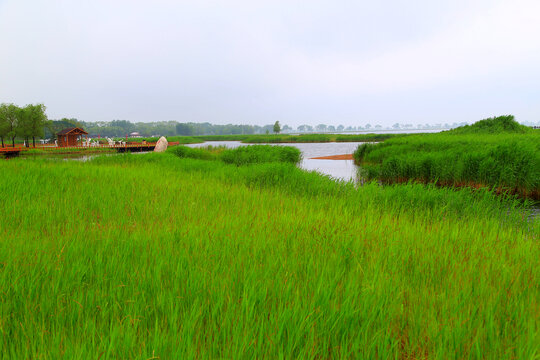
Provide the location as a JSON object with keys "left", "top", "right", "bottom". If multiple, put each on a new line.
{"left": 300, "top": 159, "right": 358, "bottom": 182}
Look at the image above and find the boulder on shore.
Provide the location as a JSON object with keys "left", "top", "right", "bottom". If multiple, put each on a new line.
{"left": 154, "top": 136, "right": 168, "bottom": 152}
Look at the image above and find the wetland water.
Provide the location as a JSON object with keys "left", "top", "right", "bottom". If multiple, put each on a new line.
{"left": 186, "top": 141, "right": 363, "bottom": 181}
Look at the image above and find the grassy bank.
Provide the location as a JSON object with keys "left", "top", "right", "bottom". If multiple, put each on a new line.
{"left": 354, "top": 116, "right": 540, "bottom": 199}
{"left": 0, "top": 151, "right": 538, "bottom": 358}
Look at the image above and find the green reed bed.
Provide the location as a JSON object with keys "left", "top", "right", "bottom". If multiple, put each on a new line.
{"left": 169, "top": 145, "right": 302, "bottom": 166}
{"left": 354, "top": 116, "right": 540, "bottom": 198}
{"left": 0, "top": 152, "right": 538, "bottom": 358}
{"left": 168, "top": 144, "right": 224, "bottom": 161}
{"left": 241, "top": 133, "right": 400, "bottom": 143}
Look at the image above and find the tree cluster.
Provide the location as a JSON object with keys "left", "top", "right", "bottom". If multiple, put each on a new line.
{"left": 175, "top": 122, "right": 276, "bottom": 136}
{"left": 42, "top": 119, "right": 283, "bottom": 138}
{"left": 0, "top": 103, "right": 48, "bottom": 147}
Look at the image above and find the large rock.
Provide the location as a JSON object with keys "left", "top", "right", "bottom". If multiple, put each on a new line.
{"left": 154, "top": 136, "right": 168, "bottom": 152}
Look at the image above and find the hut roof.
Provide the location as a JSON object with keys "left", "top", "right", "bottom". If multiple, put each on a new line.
{"left": 57, "top": 127, "right": 88, "bottom": 135}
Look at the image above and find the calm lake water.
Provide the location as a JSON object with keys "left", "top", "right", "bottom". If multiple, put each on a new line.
{"left": 186, "top": 141, "right": 363, "bottom": 182}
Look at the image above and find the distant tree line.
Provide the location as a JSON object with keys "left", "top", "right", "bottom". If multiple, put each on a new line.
{"left": 175, "top": 122, "right": 280, "bottom": 136}
{"left": 43, "top": 120, "right": 284, "bottom": 138}
{"left": 0, "top": 103, "right": 48, "bottom": 147}
{"left": 7, "top": 102, "right": 536, "bottom": 145}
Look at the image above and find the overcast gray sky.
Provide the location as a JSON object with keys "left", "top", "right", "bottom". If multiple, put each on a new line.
{"left": 1, "top": 0, "right": 539, "bottom": 127}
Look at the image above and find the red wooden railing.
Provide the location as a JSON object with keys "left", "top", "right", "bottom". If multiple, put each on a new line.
{"left": 1, "top": 141, "right": 180, "bottom": 153}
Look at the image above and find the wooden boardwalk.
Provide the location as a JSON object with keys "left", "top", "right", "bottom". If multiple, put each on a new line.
{"left": 0, "top": 142, "right": 179, "bottom": 156}
{"left": 0, "top": 147, "right": 24, "bottom": 155}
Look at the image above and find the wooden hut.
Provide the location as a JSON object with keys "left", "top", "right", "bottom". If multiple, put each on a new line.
{"left": 56, "top": 127, "right": 88, "bottom": 147}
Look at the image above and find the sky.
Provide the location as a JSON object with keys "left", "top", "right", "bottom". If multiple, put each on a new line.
{"left": 0, "top": 0, "right": 539, "bottom": 127}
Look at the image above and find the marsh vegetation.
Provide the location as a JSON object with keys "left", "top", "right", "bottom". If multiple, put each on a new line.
{"left": 0, "top": 143, "right": 538, "bottom": 358}
{"left": 354, "top": 116, "right": 540, "bottom": 199}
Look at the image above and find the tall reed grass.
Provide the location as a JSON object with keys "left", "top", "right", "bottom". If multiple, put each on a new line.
{"left": 169, "top": 144, "right": 302, "bottom": 166}
{"left": 354, "top": 117, "right": 540, "bottom": 198}
{"left": 0, "top": 153, "right": 537, "bottom": 358}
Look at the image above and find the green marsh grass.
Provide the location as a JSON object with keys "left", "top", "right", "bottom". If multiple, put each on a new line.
{"left": 449, "top": 115, "right": 532, "bottom": 134}
{"left": 220, "top": 145, "right": 301, "bottom": 165}
{"left": 167, "top": 145, "right": 224, "bottom": 161}
{"left": 169, "top": 144, "right": 302, "bottom": 166}
{"left": 240, "top": 133, "right": 400, "bottom": 143}
{"left": 0, "top": 153, "right": 538, "bottom": 358}
{"left": 354, "top": 117, "right": 540, "bottom": 198}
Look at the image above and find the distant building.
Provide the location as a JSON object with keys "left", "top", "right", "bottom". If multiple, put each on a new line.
{"left": 129, "top": 132, "right": 142, "bottom": 138}
{"left": 56, "top": 127, "right": 88, "bottom": 147}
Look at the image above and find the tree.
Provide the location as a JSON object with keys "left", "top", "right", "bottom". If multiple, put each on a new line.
{"left": 16, "top": 104, "right": 47, "bottom": 147}
{"left": 16, "top": 106, "right": 31, "bottom": 146}
{"left": 176, "top": 123, "right": 194, "bottom": 136}
{"left": 337, "top": 125, "right": 344, "bottom": 132}
{"left": 46, "top": 118, "right": 83, "bottom": 138}
{"left": 0, "top": 104, "right": 11, "bottom": 147}
{"left": 110, "top": 120, "right": 134, "bottom": 133}
{"left": 273, "top": 121, "right": 281, "bottom": 134}
{"left": 0, "top": 103, "right": 20, "bottom": 147}
{"left": 316, "top": 124, "right": 327, "bottom": 132}
{"left": 26, "top": 104, "right": 47, "bottom": 147}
